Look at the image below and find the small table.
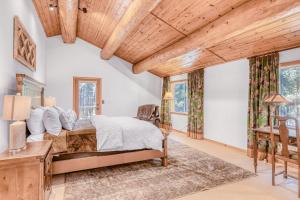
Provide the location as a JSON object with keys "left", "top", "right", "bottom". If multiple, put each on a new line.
{"left": 252, "top": 127, "right": 297, "bottom": 173}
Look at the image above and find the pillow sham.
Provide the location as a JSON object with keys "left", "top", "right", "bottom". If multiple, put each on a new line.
{"left": 43, "top": 107, "right": 62, "bottom": 135}
{"left": 53, "top": 106, "right": 64, "bottom": 114}
{"left": 26, "top": 107, "right": 46, "bottom": 135}
{"left": 59, "top": 110, "right": 77, "bottom": 131}
{"left": 26, "top": 134, "right": 44, "bottom": 142}
{"left": 69, "top": 110, "right": 77, "bottom": 122}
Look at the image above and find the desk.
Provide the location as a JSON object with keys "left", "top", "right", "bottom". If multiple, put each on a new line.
{"left": 252, "top": 127, "right": 297, "bottom": 173}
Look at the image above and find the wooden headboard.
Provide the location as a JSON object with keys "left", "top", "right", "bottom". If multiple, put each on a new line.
{"left": 16, "top": 74, "right": 45, "bottom": 108}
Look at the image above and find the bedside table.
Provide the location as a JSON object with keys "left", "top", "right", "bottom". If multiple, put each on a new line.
{"left": 0, "top": 141, "right": 53, "bottom": 200}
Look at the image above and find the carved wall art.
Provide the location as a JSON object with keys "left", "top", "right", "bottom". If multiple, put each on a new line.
{"left": 14, "top": 16, "right": 36, "bottom": 71}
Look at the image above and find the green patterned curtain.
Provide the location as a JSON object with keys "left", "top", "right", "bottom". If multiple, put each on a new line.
{"left": 187, "top": 69, "right": 204, "bottom": 139}
{"left": 161, "top": 77, "right": 172, "bottom": 129}
{"left": 247, "top": 52, "right": 279, "bottom": 160}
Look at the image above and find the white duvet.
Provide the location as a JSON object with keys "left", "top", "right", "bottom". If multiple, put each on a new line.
{"left": 91, "top": 115, "right": 164, "bottom": 152}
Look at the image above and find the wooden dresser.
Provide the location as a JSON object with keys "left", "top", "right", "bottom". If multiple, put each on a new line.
{"left": 0, "top": 141, "right": 53, "bottom": 200}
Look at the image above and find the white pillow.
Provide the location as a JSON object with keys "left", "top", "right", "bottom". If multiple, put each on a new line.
{"left": 27, "top": 134, "right": 44, "bottom": 142}
{"left": 26, "top": 107, "right": 46, "bottom": 135}
{"left": 60, "top": 110, "right": 77, "bottom": 131}
{"left": 43, "top": 107, "right": 62, "bottom": 135}
{"left": 53, "top": 106, "right": 64, "bottom": 114}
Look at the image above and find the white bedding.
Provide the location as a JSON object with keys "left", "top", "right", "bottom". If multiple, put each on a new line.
{"left": 91, "top": 115, "right": 164, "bottom": 152}
{"left": 27, "top": 134, "right": 44, "bottom": 142}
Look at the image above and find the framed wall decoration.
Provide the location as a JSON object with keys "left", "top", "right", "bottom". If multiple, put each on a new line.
{"left": 13, "top": 16, "right": 36, "bottom": 71}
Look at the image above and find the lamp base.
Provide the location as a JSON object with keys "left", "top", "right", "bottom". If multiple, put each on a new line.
{"left": 9, "top": 121, "right": 26, "bottom": 153}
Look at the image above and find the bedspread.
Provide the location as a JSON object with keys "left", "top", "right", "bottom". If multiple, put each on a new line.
{"left": 91, "top": 115, "right": 164, "bottom": 152}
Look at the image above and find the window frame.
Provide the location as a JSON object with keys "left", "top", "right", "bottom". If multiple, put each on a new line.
{"left": 170, "top": 79, "right": 188, "bottom": 116}
{"left": 73, "top": 77, "right": 102, "bottom": 119}
{"left": 278, "top": 61, "right": 300, "bottom": 128}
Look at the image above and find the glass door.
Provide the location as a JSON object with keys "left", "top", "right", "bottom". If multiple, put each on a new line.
{"left": 73, "top": 77, "right": 101, "bottom": 119}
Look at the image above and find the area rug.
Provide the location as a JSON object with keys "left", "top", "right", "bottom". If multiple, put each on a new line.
{"left": 64, "top": 139, "right": 254, "bottom": 200}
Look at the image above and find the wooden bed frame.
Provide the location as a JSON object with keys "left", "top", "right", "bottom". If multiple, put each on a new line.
{"left": 52, "top": 136, "right": 168, "bottom": 175}
{"left": 17, "top": 74, "right": 168, "bottom": 175}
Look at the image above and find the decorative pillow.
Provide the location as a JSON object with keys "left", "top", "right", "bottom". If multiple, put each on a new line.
{"left": 43, "top": 107, "right": 62, "bottom": 135}
{"left": 53, "top": 106, "right": 64, "bottom": 114}
{"left": 59, "top": 110, "right": 77, "bottom": 131}
{"left": 26, "top": 107, "right": 46, "bottom": 135}
{"left": 69, "top": 110, "right": 77, "bottom": 122}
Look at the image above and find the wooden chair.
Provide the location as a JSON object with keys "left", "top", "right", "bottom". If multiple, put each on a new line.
{"left": 271, "top": 116, "right": 300, "bottom": 197}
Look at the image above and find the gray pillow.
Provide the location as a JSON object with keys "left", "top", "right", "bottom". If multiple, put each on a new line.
{"left": 43, "top": 107, "right": 62, "bottom": 135}
{"left": 59, "top": 110, "right": 77, "bottom": 131}
{"left": 26, "top": 107, "right": 46, "bottom": 135}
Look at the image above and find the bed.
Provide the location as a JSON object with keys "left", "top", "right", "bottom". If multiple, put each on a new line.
{"left": 17, "top": 74, "right": 168, "bottom": 175}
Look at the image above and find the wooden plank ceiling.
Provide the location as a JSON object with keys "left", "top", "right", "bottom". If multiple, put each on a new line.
{"left": 33, "top": 0, "right": 300, "bottom": 77}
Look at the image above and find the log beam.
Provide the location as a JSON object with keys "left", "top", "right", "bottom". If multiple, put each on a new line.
{"left": 101, "top": 0, "right": 161, "bottom": 60}
{"left": 58, "top": 0, "right": 78, "bottom": 43}
{"left": 132, "top": 0, "right": 300, "bottom": 74}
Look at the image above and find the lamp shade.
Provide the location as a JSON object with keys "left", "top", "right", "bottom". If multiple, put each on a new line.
{"left": 44, "top": 96, "right": 56, "bottom": 107}
{"left": 264, "top": 93, "right": 290, "bottom": 106}
{"left": 163, "top": 92, "right": 174, "bottom": 100}
{"left": 2, "top": 95, "right": 31, "bottom": 120}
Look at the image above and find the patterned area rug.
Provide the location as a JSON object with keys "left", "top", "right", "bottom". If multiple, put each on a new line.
{"left": 64, "top": 139, "right": 254, "bottom": 200}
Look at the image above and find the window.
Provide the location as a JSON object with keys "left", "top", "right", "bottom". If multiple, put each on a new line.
{"left": 171, "top": 81, "right": 188, "bottom": 114}
{"left": 279, "top": 65, "right": 300, "bottom": 126}
{"left": 73, "top": 77, "right": 102, "bottom": 119}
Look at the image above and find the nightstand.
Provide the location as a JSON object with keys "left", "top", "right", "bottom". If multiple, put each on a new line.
{"left": 0, "top": 141, "right": 53, "bottom": 200}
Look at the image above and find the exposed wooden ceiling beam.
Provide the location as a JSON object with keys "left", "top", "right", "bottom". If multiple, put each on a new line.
{"left": 58, "top": 0, "right": 79, "bottom": 43}
{"left": 100, "top": 0, "right": 161, "bottom": 60}
{"left": 132, "top": 0, "right": 300, "bottom": 74}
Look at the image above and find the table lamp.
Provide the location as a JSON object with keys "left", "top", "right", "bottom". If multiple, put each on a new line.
{"left": 44, "top": 96, "right": 56, "bottom": 107}
{"left": 264, "top": 93, "right": 290, "bottom": 131}
{"left": 2, "top": 94, "right": 31, "bottom": 153}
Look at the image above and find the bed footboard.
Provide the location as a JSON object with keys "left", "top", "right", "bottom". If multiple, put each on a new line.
{"left": 52, "top": 149, "right": 165, "bottom": 174}
{"left": 51, "top": 128, "right": 169, "bottom": 174}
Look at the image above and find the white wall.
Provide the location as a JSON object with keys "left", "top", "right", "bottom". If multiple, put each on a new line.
{"left": 0, "top": 1, "right": 47, "bottom": 152}
{"left": 170, "top": 60, "right": 249, "bottom": 150}
{"left": 170, "top": 47, "right": 300, "bottom": 150}
{"left": 46, "top": 37, "right": 162, "bottom": 117}
{"left": 280, "top": 48, "right": 300, "bottom": 63}
{"left": 204, "top": 60, "right": 249, "bottom": 149}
